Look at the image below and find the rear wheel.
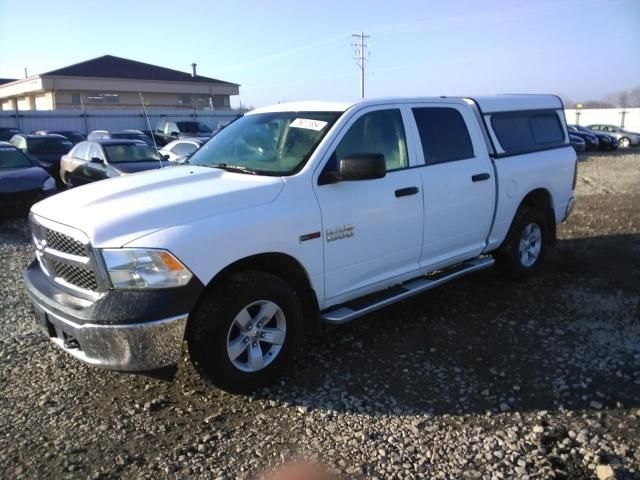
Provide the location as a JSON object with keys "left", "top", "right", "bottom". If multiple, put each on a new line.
{"left": 187, "top": 270, "right": 304, "bottom": 394}
{"left": 494, "top": 207, "right": 549, "bottom": 280}
{"left": 619, "top": 137, "right": 631, "bottom": 148}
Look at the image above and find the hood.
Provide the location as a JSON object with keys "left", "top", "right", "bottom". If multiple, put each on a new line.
{"left": 113, "top": 160, "right": 169, "bottom": 174}
{"left": 31, "top": 165, "right": 285, "bottom": 247}
{"left": 0, "top": 166, "right": 48, "bottom": 193}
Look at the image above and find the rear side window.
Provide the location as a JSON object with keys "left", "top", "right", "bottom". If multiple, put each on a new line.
{"left": 171, "top": 142, "right": 198, "bottom": 156}
{"left": 73, "top": 142, "right": 90, "bottom": 160}
{"left": 491, "top": 111, "right": 565, "bottom": 154}
{"left": 412, "top": 107, "right": 474, "bottom": 165}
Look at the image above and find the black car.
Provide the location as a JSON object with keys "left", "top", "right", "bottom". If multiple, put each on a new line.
{"left": 571, "top": 125, "right": 618, "bottom": 151}
{"left": 569, "top": 134, "right": 586, "bottom": 153}
{"left": 0, "top": 127, "right": 22, "bottom": 141}
{"left": 567, "top": 125, "right": 599, "bottom": 151}
{"left": 9, "top": 134, "right": 73, "bottom": 183}
{"left": 33, "top": 130, "right": 86, "bottom": 144}
{"left": 60, "top": 139, "right": 169, "bottom": 187}
{"left": 0, "top": 142, "right": 56, "bottom": 216}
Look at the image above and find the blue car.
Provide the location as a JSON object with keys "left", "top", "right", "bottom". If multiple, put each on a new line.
{"left": 0, "top": 142, "right": 57, "bottom": 217}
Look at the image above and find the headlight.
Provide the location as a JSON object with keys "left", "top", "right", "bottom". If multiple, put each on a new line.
{"left": 101, "top": 248, "right": 193, "bottom": 289}
{"left": 42, "top": 176, "right": 56, "bottom": 191}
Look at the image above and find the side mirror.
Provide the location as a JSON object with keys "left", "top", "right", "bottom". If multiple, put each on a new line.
{"left": 338, "top": 154, "right": 386, "bottom": 181}
{"left": 90, "top": 157, "right": 104, "bottom": 164}
{"left": 170, "top": 131, "right": 179, "bottom": 137}
{"left": 162, "top": 154, "right": 170, "bottom": 160}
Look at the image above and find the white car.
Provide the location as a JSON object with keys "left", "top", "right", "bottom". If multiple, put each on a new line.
{"left": 158, "top": 138, "right": 206, "bottom": 162}
{"left": 24, "top": 95, "right": 576, "bottom": 393}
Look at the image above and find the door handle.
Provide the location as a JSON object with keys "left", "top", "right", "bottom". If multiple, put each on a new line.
{"left": 471, "top": 173, "right": 491, "bottom": 182}
{"left": 395, "top": 186, "right": 419, "bottom": 197}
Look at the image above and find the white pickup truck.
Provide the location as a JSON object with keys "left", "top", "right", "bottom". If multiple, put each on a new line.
{"left": 24, "top": 95, "right": 576, "bottom": 393}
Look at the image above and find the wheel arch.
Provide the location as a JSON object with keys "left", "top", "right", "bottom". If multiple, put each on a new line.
{"left": 197, "top": 252, "right": 320, "bottom": 333}
{"left": 517, "top": 188, "right": 556, "bottom": 245}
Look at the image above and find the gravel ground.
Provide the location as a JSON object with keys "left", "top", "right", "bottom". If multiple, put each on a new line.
{"left": 1, "top": 150, "right": 639, "bottom": 479}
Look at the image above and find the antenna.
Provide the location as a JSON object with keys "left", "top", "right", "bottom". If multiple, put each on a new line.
{"left": 138, "top": 92, "right": 163, "bottom": 169}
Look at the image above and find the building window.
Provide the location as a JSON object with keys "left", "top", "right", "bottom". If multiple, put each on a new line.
{"left": 71, "top": 93, "right": 81, "bottom": 105}
{"left": 178, "top": 95, "right": 193, "bottom": 107}
{"left": 85, "top": 93, "right": 119, "bottom": 104}
{"left": 213, "top": 95, "right": 230, "bottom": 108}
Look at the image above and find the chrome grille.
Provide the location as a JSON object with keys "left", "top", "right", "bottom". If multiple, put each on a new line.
{"left": 46, "top": 230, "right": 87, "bottom": 257}
{"left": 51, "top": 260, "right": 99, "bottom": 291}
{"left": 30, "top": 214, "right": 102, "bottom": 296}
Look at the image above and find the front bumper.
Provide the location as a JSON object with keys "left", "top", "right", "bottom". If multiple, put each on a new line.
{"left": 31, "top": 301, "right": 187, "bottom": 370}
{"left": 23, "top": 259, "right": 203, "bottom": 370}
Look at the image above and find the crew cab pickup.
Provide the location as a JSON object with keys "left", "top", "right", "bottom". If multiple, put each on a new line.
{"left": 24, "top": 95, "right": 577, "bottom": 393}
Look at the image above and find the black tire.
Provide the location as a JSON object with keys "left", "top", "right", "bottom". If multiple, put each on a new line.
{"left": 187, "top": 270, "right": 304, "bottom": 394}
{"left": 494, "top": 207, "right": 549, "bottom": 280}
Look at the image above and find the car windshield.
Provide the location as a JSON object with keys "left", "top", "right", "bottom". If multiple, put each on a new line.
{"left": 575, "top": 126, "right": 593, "bottom": 134}
{"left": 176, "top": 122, "right": 212, "bottom": 134}
{"left": 0, "top": 146, "right": 32, "bottom": 168}
{"left": 112, "top": 133, "right": 154, "bottom": 145}
{"left": 188, "top": 112, "right": 341, "bottom": 175}
{"left": 28, "top": 137, "right": 73, "bottom": 154}
{"left": 103, "top": 143, "right": 162, "bottom": 163}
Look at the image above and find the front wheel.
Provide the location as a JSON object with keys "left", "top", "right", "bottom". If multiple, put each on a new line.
{"left": 187, "top": 270, "right": 304, "bottom": 394}
{"left": 494, "top": 207, "right": 549, "bottom": 280}
{"left": 619, "top": 137, "right": 631, "bottom": 148}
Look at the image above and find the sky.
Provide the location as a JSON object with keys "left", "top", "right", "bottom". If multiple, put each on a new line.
{"left": 0, "top": 0, "right": 638, "bottom": 108}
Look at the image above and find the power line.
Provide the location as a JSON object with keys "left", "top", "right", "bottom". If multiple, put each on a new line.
{"left": 351, "top": 32, "right": 370, "bottom": 99}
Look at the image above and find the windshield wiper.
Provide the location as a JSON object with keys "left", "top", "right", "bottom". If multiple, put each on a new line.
{"left": 210, "top": 163, "right": 257, "bottom": 175}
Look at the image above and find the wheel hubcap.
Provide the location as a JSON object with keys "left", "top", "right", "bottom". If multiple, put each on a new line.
{"left": 226, "top": 300, "right": 286, "bottom": 372}
{"left": 620, "top": 138, "right": 630, "bottom": 148}
{"left": 518, "top": 223, "right": 542, "bottom": 267}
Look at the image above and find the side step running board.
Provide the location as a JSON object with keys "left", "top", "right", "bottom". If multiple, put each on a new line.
{"left": 321, "top": 257, "right": 495, "bottom": 324}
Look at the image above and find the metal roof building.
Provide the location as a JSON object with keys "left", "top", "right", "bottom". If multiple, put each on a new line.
{"left": 0, "top": 55, "right": 239, "bottom": 111}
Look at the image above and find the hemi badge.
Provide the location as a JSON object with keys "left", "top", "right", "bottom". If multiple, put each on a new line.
{"left": 299, "top": 232, "right": 321, "bottom": 243}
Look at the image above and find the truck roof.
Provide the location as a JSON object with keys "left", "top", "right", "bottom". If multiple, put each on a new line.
{"left": 248, "top": 95, "right": 564, "bottom": 115}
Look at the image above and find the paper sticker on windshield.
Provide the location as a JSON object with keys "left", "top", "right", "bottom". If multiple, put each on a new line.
{"left": 290, "top": 118, "right": 328, "bottom": 131}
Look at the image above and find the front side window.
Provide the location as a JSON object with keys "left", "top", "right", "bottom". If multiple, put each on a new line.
{"left": 103, "top": 143, "right": 162, "bottom": 163}
{"left": 412, "top": 107, "right": 474, "bottom": 165}
{"left": 189, "top": 111, "right": 341, "bottom": 175}
{"left": 73, "top": 142, "right": 90, "bottom": 161}
{"left": 88, "top": 143, "right": 104, "bottom": 161}
{"left": 0, "top": 146, "right": 32, "bottom": 168}
{"left": 332, "top": 109, "right": 408, "bottom": 172}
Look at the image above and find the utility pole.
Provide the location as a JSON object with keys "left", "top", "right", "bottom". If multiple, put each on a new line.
{"left": 351, "top": 32, "right": 370, "bottom": 99}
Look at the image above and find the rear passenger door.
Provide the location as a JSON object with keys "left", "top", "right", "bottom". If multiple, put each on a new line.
{"left": 408, "top": 103, "right": 496, "bottom": 270}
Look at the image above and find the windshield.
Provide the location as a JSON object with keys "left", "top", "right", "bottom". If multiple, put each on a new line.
{"left": 112, "top": 133, "right": 154, "bottom": 145}
{"left": 188, "top": 112, "right": 341, "bottom": 175}
{"left": 177, "top": 121, "right": 212, "bottom": 134}
{"left": 0, "top": 146, "right": 33, "bottom": 168}
{"left": 28, "top": 137, "right": 73, "bottom": 155}
{"left": 56, "top": 131, "right": 85, "bottom": 143}
{"left": 103, "top": 143, "right": 162, "bottom": 163}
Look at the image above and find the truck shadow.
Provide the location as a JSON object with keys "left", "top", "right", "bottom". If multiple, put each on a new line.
{"left": 253, "top": 232, "right": 640, "bottom": 418}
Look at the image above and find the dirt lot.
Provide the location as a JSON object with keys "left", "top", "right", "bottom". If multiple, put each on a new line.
{"left": 0, "top": 150, "right": 639, "bottom": 479}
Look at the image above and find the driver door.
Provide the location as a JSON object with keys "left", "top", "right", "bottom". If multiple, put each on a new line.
{"left": 314, "top": 107, "right": 424, "bottom": 303}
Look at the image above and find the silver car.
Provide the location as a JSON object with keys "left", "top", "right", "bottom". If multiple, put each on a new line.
{"left": 586, "top": 124, "right": 640, "bottom": 148}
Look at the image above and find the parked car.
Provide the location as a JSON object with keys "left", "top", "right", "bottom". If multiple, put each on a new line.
{"left": 110, "top": 130, "right": 155, "bottom": 146}
{"left": 587, "top": 124, "right": 640, "bottom": 148}
{"left": 0, "top": 142, "right": 56, "bottom": 216}
{"left": 9, "top": 133, "right": 73, "bottom": 183}
{"left": 155, "top": 120, "right": 212, "bottom": 145}
{"left": 158, "top": 138, "right": 207, "bottom": 162}
{"left": 59, "top": 139, "right": 169, "bottom": 187}
{"left": 33, "top": 130, "right": 86, "bottom": 144}
{"left": 569, "top": 134, "right": 586, "bottom": 152}
{"left": 87, "top": 130, "right": 112, "bottom": 141}
{"left": 24, "top": 95, "right": 577, "bottom": 393}
{"left": 567, "top": 125, "right": 598, "bottom": 150}
{"left": 0, "top": 127, "right": 22, "bottom": 141}
{"left": 570, "top": 125, "right": 617, "bottom": 151}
